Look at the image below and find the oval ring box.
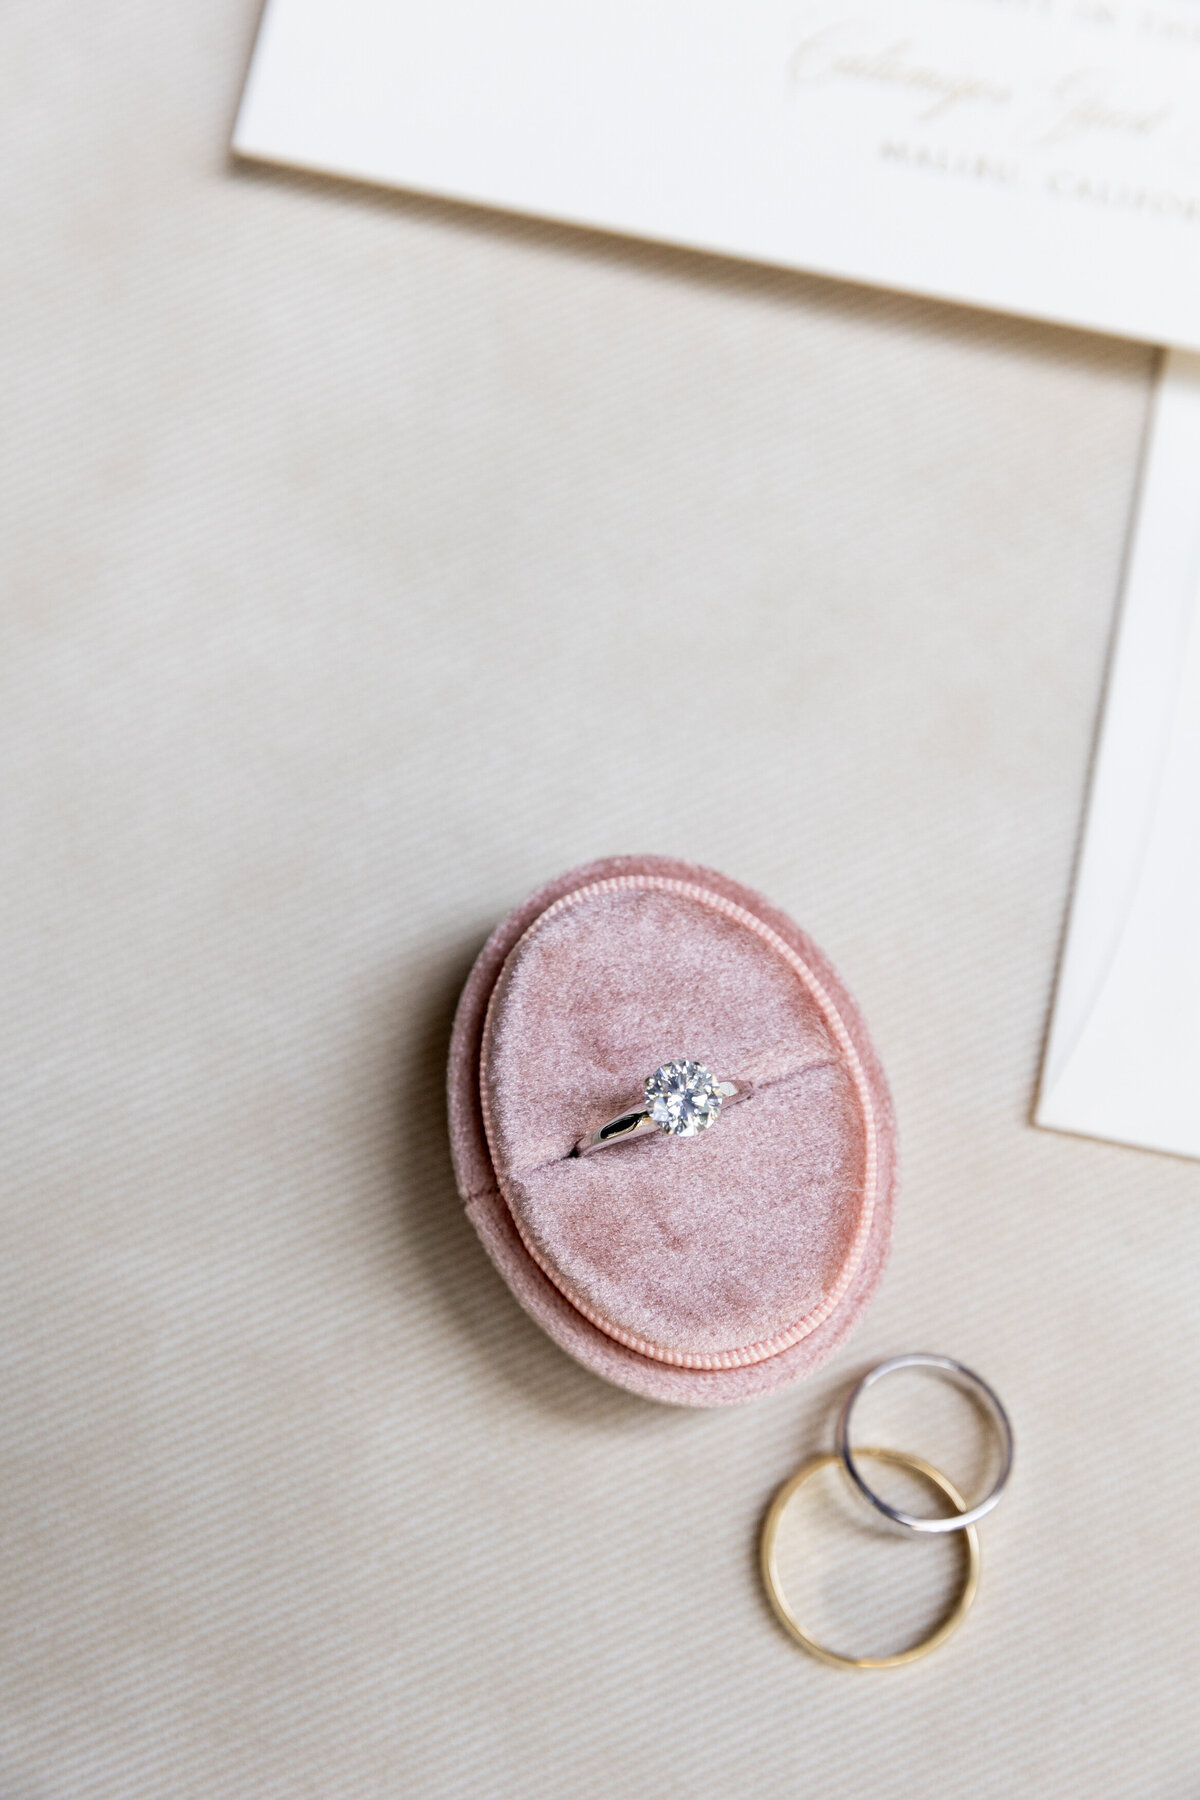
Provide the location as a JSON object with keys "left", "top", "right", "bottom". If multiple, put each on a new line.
{"left": 447, "top": 857, "right": 897, "bottom": 1405}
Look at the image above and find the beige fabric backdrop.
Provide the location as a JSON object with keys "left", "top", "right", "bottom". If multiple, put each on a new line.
{"left": 2, "top": 2, "right": 1198, "bottom": 1794}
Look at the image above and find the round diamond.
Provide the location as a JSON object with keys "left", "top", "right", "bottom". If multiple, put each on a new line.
{"left": 644, "top": 1060, "right": 723, "bottom": 1137}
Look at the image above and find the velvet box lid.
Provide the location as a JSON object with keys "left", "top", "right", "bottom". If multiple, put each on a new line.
{"left": 448, "top": 857, "right": 897, "bottom": 1406}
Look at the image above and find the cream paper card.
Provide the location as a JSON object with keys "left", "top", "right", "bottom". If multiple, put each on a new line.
{"left": 1038, "top": 350, "right": 1200, "bottom": 1160}
{"left": 234, "top": 0, "right": 1200, "bottom": 350}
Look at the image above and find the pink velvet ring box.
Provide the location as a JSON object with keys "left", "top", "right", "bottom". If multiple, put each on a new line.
{"left": 447, "top": 857, "right": 897, "bottom": 1406}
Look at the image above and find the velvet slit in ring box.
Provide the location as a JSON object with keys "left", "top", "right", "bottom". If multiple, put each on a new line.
{"left": 447, "top": 858, "right": 897, "bottom": 1405}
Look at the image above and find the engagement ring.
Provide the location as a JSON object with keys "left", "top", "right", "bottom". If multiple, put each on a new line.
{"left": 573, "top": 1059, "right": 742, "bottom": 1156}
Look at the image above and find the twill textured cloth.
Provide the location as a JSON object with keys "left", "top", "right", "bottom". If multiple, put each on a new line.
{"left": 0, "top": 2, "right": 1195, "bottom": 1796}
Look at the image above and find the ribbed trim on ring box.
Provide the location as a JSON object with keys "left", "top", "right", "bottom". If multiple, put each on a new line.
{"left": 447, "top": 856, "right": 897, "bottom": 1405}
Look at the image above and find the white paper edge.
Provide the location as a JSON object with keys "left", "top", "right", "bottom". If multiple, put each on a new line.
{"left": 1038, "top": 349, "right": 1200, "bottom": 1128}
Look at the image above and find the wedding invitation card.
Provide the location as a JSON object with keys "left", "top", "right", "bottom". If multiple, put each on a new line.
{"left": 1038, "top": 351, "right": 1200, "bottom": 1162}
{"left": 235, "top": 0, "right": 1200, "bottom": 350}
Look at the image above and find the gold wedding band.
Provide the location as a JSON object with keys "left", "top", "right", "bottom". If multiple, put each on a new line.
{"left": 760, "top": 1447, "right": 981, "bottom": 1669}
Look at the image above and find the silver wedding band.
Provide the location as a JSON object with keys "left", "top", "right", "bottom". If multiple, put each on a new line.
{"left": 835, "top": 1353, "right": 1015, "bottom": 1534}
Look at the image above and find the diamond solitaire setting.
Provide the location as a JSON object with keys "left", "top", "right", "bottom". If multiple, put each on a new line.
{"left": 644, "top": 1059, "right": 724, "bottom": 1137}
{"left": 575, "top": 1060, "right": 740, "bottom": 1154}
